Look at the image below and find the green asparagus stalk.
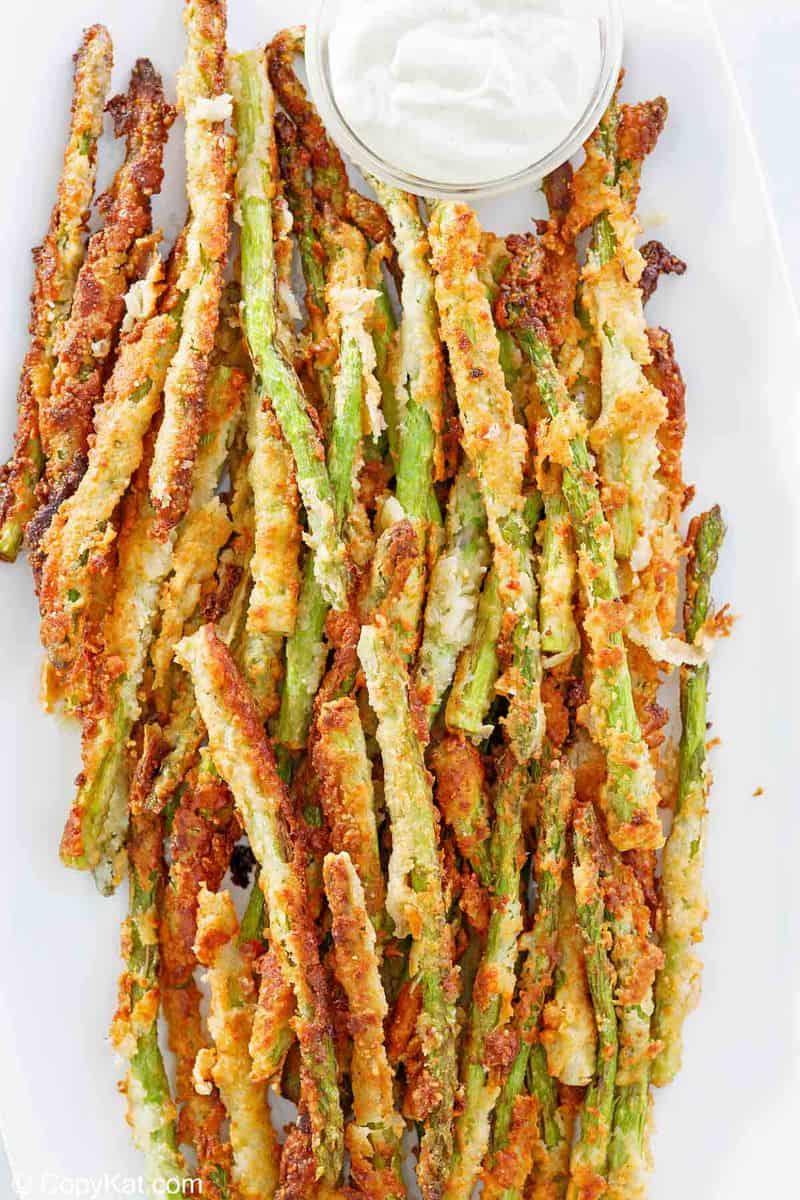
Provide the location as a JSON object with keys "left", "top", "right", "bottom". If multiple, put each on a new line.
{"left": 539, "top": 491, "right": 579, "bottom": 666}
{"left": 496, "top": 236, "right": 663, "bottom": 851}
{"left": 149, "top": 0, "right": 231, "bottom": 536}
{"left": 358, "top": 618, "right": 457, "bottom": 1200}
{"left": 232, "top": 50, "right": 347, "bottom": 611}
{"left": 110, "top": 812, "right": 185, "bottom": 1195}
{"left": 275, "top": 217, "right": 376, "bottom": 749}
{"left": 568, "top": 803, "right": 619, "bottom": 1200}
{"left": 429, "top": 202, "right": 544, "bottom": 763}
{"left": 0, "top": 25, "right": 112, "bottom": 561}
{"left": 175, "top": 624, "right": 344, "bottom": 1184}
{"left": 651, "top": 506, "right": 726, "bottom": 1086}
{"left": 491, "top": 762, "right": 575, "bottom": 1155}
{"left": 445, "top": 565, "right": 501, "bottom": 740}
{"left": 445, "top": 751, "right": 528, "bottom": 1200}
{"left": 415, "top": 465, "right": 491, "bottom": 724}
{"left": 323, "top": 852, "right": 406, "bottom": 1198}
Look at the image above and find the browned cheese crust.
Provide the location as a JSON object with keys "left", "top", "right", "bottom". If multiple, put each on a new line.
{"left": 149, "top": 0, "right": 232, "bottom": 536}
{"left": 32, "top": 59, "right": 173, "bottom": 559}
{"left": 160, "top": 768, "right": 239, "bottom": 1194}
{"left": 0, "top": 26, "right": 113, "bottom": 556}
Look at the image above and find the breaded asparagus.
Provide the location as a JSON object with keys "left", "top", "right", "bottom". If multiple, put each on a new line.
{"left": 109, "top": 811, "right": 184, "bottom": 1194}
{"left": 175, "top": 624, "right": 344, "bottom": 1184}
{"left": 323, "top": 852, "right": 405, "bottom": 1198}
{"left": 0, "top": 26, "right": 113, "bottom": 561}
{"left": 652, "top": 507, "right": 726, "bottom": 1085}
{"left": 149, "top": 0, "right": 232, "bottom": 535}
{"left": 32, "top": 59, "right": 173, "bottom": 557}
{"left": 358, "top": 618, "right": 457, "bottom": 1200}
{"left": 496, "top": 235, "right": 663, "bottom": 851}
{"left": 194, "top": 884, "right": 281, "bottom": 1200}
{"left": 429, "top": 203, "right": 544, "bottom": 763}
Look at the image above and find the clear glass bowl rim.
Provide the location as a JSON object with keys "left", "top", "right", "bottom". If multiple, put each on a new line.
{"left": 305, "top": 0, "right": 625, "bottom": 200}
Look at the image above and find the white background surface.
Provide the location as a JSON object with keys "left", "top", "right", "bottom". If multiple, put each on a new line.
{"left": 0, "top": 1, "right": 798, "bottom": 1197}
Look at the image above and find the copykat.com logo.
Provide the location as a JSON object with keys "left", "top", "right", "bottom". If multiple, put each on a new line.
{"left": 13, "top": 1175, "right": 202, "bottom": 1198}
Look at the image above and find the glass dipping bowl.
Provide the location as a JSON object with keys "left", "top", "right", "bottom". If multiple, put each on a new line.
{"left": 306, "top": 0, "right": 624, "bottom": 200}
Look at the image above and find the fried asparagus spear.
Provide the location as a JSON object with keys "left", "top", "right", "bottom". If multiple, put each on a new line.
{"left": 149, "top": 0, "right": 232, "bottom": 536}
{"left": 313, "top": 697, "right": 387, "bottom": 933}
{"left": 428, "top": 734, "right": 491, "bottom": 887}
{"left": 496, "top": 235, "right": 663, "bottom": 851}
{"left": 232, "top": 49, "right": 347, "bottom": 614}
{"left": 358, "top": 618, "right": 457, "bottom": 1200}
{"left": 194, "top": 885, "right": 281, "bottom": 1200}
{"left": 570, "top": 94, "right": 670, "bottom": 571}
{"left": 368, "top": 180, "right": 445, "bottom": 512}
{"left": 415, "top": 465, "right": 491, "bottom": 723}
{"left": 38, "top": 239, "right": 181, "bottom": 681}
{"left": 323, "top": 852, "right": 406, "bottom": 1198}
{"left": 31, "top": 59, "right": 173, "bottom": 560}
{"left": 540, "top": 875, "right": 597, "bottom": 1089}
{"left": 445, "top": 751, "right": 528, "bottom": 1200}
{"left": 110, "top": 811, "right": 185, "bottom": 1195}
{"left": 429, "top": 203, "right": 544, "bottom": 763}
{"left": 0, "top": 25, "right": 113, "bottom": 561}
{"left": 539, "top": 491, "right": 579, "bottom": 667}
{"left": 568, "top": 803, "right": 619, "bottom": 1200}
{"left": 145, "top": 426, "right": 253, "bottom": 815}
{"left": 276, "top": 214, "right": 378, "bottom": 749}
{"left": 175, "top": 624, "right": 344, "bottom": 1184}
{"left": 651, "top": 507, "right": 726, "bottom": 1085}
{"left": 604, "top": 853, "right": 663, "bottom": 1200}
{"left": 160, "top": 757, "right": 240, "bottom": 1200}
{"left": 59, "top": 445, "right": 174, "bottom": 890}
{"left": 229, "top": 51, "right": 302, "bottom": 716}
{"left": 60, "top": 367, "right": 243, "bottom": 890}
{"left": 491, "top": 763, "right": 575, "bottom": 1156}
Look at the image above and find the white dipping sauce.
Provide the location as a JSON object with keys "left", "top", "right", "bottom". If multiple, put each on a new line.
{"left": 328, "top": 0, "right": 603, "bottom": 186}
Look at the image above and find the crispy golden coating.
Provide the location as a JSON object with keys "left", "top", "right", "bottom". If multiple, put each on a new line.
{"left": 541, "top": 876, "right": 597, "bottom": 1088}
{"left": 33, "top": 59, "right": 173, "bottom": 554}
{"left": 312, "top": 697, "right": 386, "bottom": 928}
{"left": 324, "top": 852, "right": 405, "bottom": 1199}
{"left": 150, "top": 0, "right": 232, "bottom": 535}
{"left": 0, "top": 26, "right": 113, "bottom": 560}
{"left": 480, "top": 1096, "right": 539, "bottom": 1200}
{"left": 246, "top": 385, "right": 301, "bottom": 637}
{"left": 195, "top": 884, "right": 282, "bottom": 1200}
{"left": 160, "top": 764, "right": 239, "bottom": 1196}
{"left": 428, "top": 734, "right": 491, "bottom": 886}
{"left": 249, "top": 947, "right": 296, "bottom": 1084}
{"left": 38, "top": 249, "right": 174, "bottom": 679}
{"left": 175, "top": 625, "right": 344, "bottom": 1183}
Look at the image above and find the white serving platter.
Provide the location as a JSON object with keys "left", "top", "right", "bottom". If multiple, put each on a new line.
{"left": 0, "top": 1, "right": 798, "bottom": 1197}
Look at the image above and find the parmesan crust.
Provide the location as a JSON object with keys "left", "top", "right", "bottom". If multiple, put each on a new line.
{"left": 150, "top": 0, "right": 232, "bottom": 535}
{"left": 0, "top": 25, "right": 113, "bottom": 558}
{"left": 195, "top": 885, "right": 281, "bottom": 1200}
